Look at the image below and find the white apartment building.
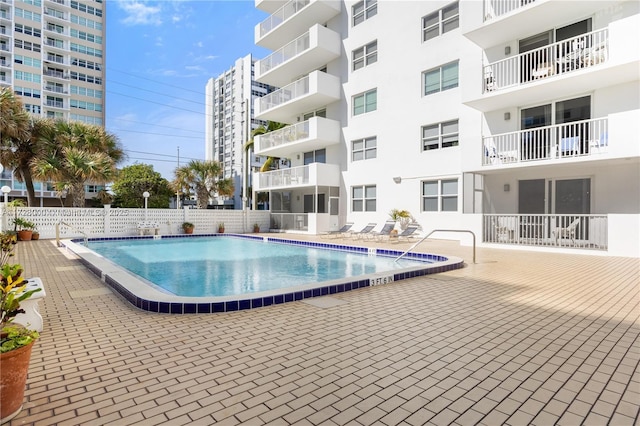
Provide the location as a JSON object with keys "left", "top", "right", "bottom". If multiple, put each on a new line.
{"left": 0, "top": 0, "right": 106, "bottom": 205}
{"left": 251, "top": 0, "right": 639, "bottom": 257}
{"left": 205, "top": 55, "right": 277, "bottom": 209}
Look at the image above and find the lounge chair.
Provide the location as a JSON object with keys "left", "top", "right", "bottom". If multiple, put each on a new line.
{"left": 348, "top": 223, "right": 377, "bottom": 240}
{"left": 321, "top": 222, "right": 353, "bottom": 239}
{"left": 366, "top": 221, "right": 397, "bottom": 241}
{"left": 554, "top": 218, "right": 581, "bottom": 245}
{"left": 392, "top": 224, "right": 420, "bottom": 242}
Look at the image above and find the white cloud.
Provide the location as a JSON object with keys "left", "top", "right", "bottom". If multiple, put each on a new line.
{"left": 118, "top": 1, "right": 163, "bottom": 26}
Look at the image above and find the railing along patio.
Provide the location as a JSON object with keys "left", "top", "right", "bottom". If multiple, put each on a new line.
{"left": 484, "top": 214, "right": 607, "bottom": 250}
{"left": 484, "top": 0, "right": 536, "bottom": 21}
{"left": 259, "top": 0, "right": 310, "bottom": 38}
{"left": 259, "top": 75, "right": 310, "bottom": 112}
{"left": 259, "top": 31, "right": 310, "bottom": 74}
{"left": 258, "top": 121, "right": 310, "bottom": 151}
{"left": 484, "top": 28, "right": 608, "bottom": 92}
{"left": 483, "top": 117, "right": 608, "bottom": 165}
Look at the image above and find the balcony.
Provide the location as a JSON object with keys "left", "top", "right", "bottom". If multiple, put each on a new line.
{"left": 464, "top": 0, "right": 612, "bottom": 49}
{"left": 255, "top": 24, "right": 340, "bottom": 87}
{"left": 465, "top": 15, "right": 640, "bottom": 112}
{"left": 255, "top": 117, "right": 340, "bottom": 158}
{"left": 255, "top": 0, "right": 340, "bottom": 50}
{"left": 255, "top": 0, "right": 288, "bottom": 14}
{"left": 483, "top": 29, "right": 609, "bottom": 93}
{"left": 45, "top": 54, "right": 69, "bottom": 66}
{"left": 44, "top": 8, "right": 67, "bottom": 22}
{"left": 484, "top": 214, "right": 607, "bottom": 250}
{"left": 255, "top": 71, "right": 341, "bottom": 123}
{"left": 254, "top": 162, "right": 340, "bottom": 191}
{"left": 44, "top": 85, "right": 68, "bottom": 94}
{"left": 45, "top": 100, "right": 64, "bottom": 109}
{"left": 0, "top": 74, "right": 10, "bottom": 85}
{"left": 44, "top": 39, "right": 67, "bottom": 52}
{"left": 483, "top": 117, "right": 608, "bottom": 166}
{"left": 43, "top": 69, "right": 69, "bottom": 80}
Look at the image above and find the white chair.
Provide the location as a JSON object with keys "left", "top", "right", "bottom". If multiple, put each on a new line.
{"left": 554, "top": 218, "right": 581, "bottom": 245}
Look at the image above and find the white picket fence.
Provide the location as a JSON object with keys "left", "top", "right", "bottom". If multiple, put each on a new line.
{"left": 0, "top": 205, "right": 271, "bottom": 240}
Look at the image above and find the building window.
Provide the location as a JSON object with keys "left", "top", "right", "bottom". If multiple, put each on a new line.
{"left": 352, "top": 185, "right": 376, "bottom": 212}
{"left": 352, "top": 137, "right": 377, "bottom": 161}
{"left": 303, "top": 149, "right": 326, "bottom": 165}
{"left": 353, "top": 89, "right": 377, "bottom": 116}
{"left": 422, "top": 179, "right": 458, "bottom": 212}
{"left": 422, "top": 2, "right": 459, "bottom": 42}
{"left": 423, "top": 61, "right": 458, "bottom": 95}
{"left": 352, "top": 40, "right": 377, "bottom": 71}
{"left": 353, "top": 0, "right": 377, "bottom": 26}
{"left": 422, "top": 120, "right": 459, "bottom": 151}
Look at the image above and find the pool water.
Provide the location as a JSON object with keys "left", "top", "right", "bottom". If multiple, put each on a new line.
{"left": 88, "top": 236, "right": 430, "bottom": 297}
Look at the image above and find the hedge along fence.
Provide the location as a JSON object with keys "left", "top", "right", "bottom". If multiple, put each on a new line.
{"left": 0, "top": 205, "right": 271, "bottom": 239}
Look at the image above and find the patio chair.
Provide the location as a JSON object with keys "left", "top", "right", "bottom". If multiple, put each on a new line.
{"left": 554, "top": 218, "right": 581, "bottom": 245}
{"left": 391, "top": 224, "right": 420, "bottom": 243}
{"left": 366, "top": 221, "right": 397, "bottom": 241}
{"left": 321, "top": 222, "right": 353, "bottom": 239}
{"left": 348, "top": 223, "right": 377, "bottom": 240}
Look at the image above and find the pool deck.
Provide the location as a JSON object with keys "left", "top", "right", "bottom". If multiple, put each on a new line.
{"left": 8, "top": 236, "right": 640, "bottom": 425}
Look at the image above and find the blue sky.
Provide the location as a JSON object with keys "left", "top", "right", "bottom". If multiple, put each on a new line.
{"left": 106, "top": 0, "right": 270, "bottom": 179}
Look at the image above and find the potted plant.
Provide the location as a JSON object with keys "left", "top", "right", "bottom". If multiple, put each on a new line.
{"left": 181, "top": 222, "right": 194, "bottom": 234}
{"left": 1, "top": 233, "right": 41, "bottom": 423}
{"left": 253, "top": 223, "right": 260, "bottom": 233}
{"left": 389, "top": 209, "right": 413, "bottom": 232}
{"left": 31, "top": 226, "right": 39, "bottom": 241}
{"left": 217, "top": 223, "right": 225, "bottom": 233}
{"left": 13, "top": 218, "right": 36, "bottom": 242}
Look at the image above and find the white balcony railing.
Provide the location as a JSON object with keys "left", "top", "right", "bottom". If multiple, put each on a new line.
{"left": 258, "top": 121, "right": 310, "bottom": 151}
{"left": 259, "top": 0, "right": 310, "bottom": 38}
{"left": 257, "top": 165, "right": 310, "bottom": 189}
{"left": 483, "top": 117, "right": 608, "bottom": 165}
{"left": 484, "top": 0, "right": 536, "bottom": 21}
{"left": 270, "top": 212, "right": 308, "bottom": 231}
{"left": 259, "top": 75, "right": 309, "bottom": 112}
{"left": 484, "top": 214, "right": 607, "bottom": 250}
{"left": 260, "top": 31, "right": 310, "bottom": 75}
{"left": 484, "top": 29, "right": 608, "bottom": 93}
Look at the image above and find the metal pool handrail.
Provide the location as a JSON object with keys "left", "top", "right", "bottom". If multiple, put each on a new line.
{"left": 56, "top": 221, "right": 88, "bottom": 247}
{"left": 394, "top": 229, "right": 476, "bottom": 264}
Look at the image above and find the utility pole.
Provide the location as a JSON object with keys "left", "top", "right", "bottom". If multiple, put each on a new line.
{"left": 176, "top": 146, "right": 180, "bottom": 209}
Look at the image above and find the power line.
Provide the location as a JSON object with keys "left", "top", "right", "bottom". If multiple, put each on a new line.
{"left": 107, "top": 67, "right": 206, "bottom": 95}
{"left": 107, "top": 90, "right": 208, "bottom": 116}
{"left": 108, "top": 80, "right": 205, "bottom": 107}
{"left": 111, "top": 128, "right": 203, "bottom": 139}
{"left": 109, "top": 117, "right": 205, "bottom": 134}
{"left": 124, "top": 150, "right": 201, "bottom": 161}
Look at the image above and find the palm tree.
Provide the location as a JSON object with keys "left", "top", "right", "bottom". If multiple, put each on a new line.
{"left": 243, "top": 121, "right": 287, "bottom": 209}
{"left": 243, "top": 121, "right": 287, "bottom": 173}
{"left": 174, "top": 159, "right": 234, "bottom": 209}
{"left": 0, "top": 88, "right": 43, "bottom": 206}
{"left": 31, "top": 120, "right": 124, "bottom": 207}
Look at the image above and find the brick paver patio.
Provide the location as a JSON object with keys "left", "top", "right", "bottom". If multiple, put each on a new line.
{"left": 7, "top": 237, "right": 640, "bottom": 425}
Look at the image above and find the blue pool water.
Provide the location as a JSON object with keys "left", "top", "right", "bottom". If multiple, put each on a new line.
{"left": 88, "top": 236, "right": 430, "bottom": 297}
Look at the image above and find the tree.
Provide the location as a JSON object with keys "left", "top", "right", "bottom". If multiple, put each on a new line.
{"left": 243, "top": 121, "right": 287, "bottom": 209}
{"left": 243, "top": 121, "right": 287, "bottom": 173}
{"left": 0, "top": 88, "right": 43, "bottom": 207}
{"left": 31, "top": 120, "right": 125, "bottom": 207}
{"left": 111, "top": 164, "right": 173, "bottom": 208}
{"left": 174, "top": 160, "right": 234, "bottom": 209}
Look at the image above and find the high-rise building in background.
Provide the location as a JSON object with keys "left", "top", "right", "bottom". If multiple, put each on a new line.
{"left": 249, "top": 0, "right": 639, "bottom": 257}
{"left": 205, "top": 54, "right": 277, "bottom": 210}
{"left": 0, "top": 0, "right": 106, "bottom": 205}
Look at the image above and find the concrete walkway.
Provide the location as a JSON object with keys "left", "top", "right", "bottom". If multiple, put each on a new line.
{"left": 8, "top": 237, "right": 640, "bottom": 426}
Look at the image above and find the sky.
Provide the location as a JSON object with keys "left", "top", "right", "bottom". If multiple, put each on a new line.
{"left": 105, "top": 0, "right": 270, "bottom": 179}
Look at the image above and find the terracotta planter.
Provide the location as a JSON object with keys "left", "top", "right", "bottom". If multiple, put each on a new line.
{"left": 31, "top": 232, "right": 40, "bottom": 241}
{"left": 16, "top": 230, "right": 33, "bottom": 241}
{"left": 183, "top": 227, "right": 194, "bottom": 234}
{"left": 253, "top": 227, "right": 260, "bottom": 233}
{"left": 0, "top": 342, "right": 35, "bottom": 423}
{"left": 218, "top": 228, "right": 225, "bottom": 234}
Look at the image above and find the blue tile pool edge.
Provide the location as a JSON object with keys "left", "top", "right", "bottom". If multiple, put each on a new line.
{"left": 61, "top": 234, "right": 464, "bottom": 314}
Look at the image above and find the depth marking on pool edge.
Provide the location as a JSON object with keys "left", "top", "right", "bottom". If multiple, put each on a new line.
{"left": 370, "top": 275, "right": 394, "bottom": 286}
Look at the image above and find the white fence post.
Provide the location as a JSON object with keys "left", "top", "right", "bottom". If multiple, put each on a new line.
{"left": 104, "top": 204, "right": 111, "bottom": 235}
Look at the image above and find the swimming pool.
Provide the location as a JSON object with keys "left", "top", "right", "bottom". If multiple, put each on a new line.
{"left": 62, "top": 234, "right": 464, "bottom": 314}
